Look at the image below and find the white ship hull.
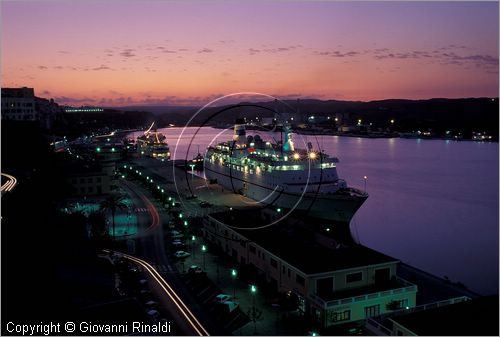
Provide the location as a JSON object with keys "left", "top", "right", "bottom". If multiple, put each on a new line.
{"left": 204, "top": 161, "right": 367, "bottom": 223}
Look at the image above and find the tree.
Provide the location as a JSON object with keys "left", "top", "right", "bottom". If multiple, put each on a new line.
{"left": 247, "top": 307, "right": 263, "bottom": 335}
{"left": 279, "top": 290, "right": 300, "bottom": 319}
{"left": 100, "top": 193, "right": 128, "bottom": 241}
{"left": 87, "top": 210, "right": 112, "bottom": 248}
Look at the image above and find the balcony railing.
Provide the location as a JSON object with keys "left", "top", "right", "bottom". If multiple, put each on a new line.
{"left": 308, "top": 276, "right": 417, "bottom": 309}
{"left": 365, "top": 296, "right": 470, "bottom": 335}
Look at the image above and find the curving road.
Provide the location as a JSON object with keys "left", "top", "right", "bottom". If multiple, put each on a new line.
{"left": 1, "top": 173, "right": 17, "bottom": 192}
{"left": 104, "top": 250, "right": 210, "bottom": 336}
{"left": 117, "top": 179, "right": 223, "bottom": 335}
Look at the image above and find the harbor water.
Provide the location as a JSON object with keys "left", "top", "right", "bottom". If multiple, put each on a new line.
{"left": 133, "top": 127, "right": 499, "bottom": 295}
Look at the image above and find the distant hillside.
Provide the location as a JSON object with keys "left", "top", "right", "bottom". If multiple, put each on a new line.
{"left": 110, "top": 97, "right": 499, "bottom": 137}
{"left": 113, "top": 105, "right": 197, "bottom": 115}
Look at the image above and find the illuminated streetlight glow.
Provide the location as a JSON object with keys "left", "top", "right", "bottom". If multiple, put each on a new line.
{"left": 231, "top": 269, "right": 238, "bottom": 298}
{"left": 293, "top": 152, "right": 300, "bottom": 160}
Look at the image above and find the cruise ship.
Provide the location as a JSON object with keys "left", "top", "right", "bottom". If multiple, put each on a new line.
{"left": 204, "top": 119, "right": 368, "bottom": 223}
{"left": 136, "top": 122, "right": 171, "bottom": 159}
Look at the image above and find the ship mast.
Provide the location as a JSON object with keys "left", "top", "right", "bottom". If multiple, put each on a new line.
{"left": 274, "top": 99, "right": 284, "bottom": 156}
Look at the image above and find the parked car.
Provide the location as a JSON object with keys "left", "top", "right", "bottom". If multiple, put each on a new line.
{"left": 145, "top": 300, "right": 158, "bottom": 308}
{"left": 214, "top": 294, "right": 231, "bottom": 303}
{"left": 147, "top": 309, "right": 160, "bottom": 320}
{"left": 174, "top": 251, "right": 191, "bottom": 259}
{"left": 172, "top": 240, "right": 185, "bottom": 249}
{"left": 221, "top": 300, "right": 239, "bottom": 313}
{"left": 199, "top": 201, "right": 212, "bottom": 208}
{"left": 169, "top": 230, "right": 184, "bottom": 239}
{"left": 187, "top": 265, "right": 203, "bottom": 274}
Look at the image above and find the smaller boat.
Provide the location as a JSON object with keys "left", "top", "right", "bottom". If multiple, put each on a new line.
{"left": 137, "top": 122, "right": 171, "bottom": 159}
{"left": 190, "top": 152, "right": 204, "bottom": 171}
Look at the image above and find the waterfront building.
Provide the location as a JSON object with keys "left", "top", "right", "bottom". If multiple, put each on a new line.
{"left": 36, "top": 96, "right": 63, "bottom": 129}
{"left": 65, "top": 163, "right": 111, "bottom": 196}
{"left": 1, "top": 87, "right": 37, "bottom": 121}
{"left": 94, "top": 144, "right": 123, "bottom": 167}
{"left": 1, "top": 87, "right": 63, "bottom": 129}
{"left": 203, "top": 210, "right": 417, "bottom": 328}
{"left": 66, "top": 168, "right": 111, "bottom": 196}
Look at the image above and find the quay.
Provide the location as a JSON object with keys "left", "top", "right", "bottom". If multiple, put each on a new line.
{"left": 110, "top": 153, "right": 495, "bottom": 335}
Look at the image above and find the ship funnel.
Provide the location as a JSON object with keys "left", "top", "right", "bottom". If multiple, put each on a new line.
{"left": 282, "top": 123, "right": 295, "bottom": 152}
{"left": 233, "top": 118, "right": 246, "bottom": 144}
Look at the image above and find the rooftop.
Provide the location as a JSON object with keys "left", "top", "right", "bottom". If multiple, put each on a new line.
{"left": 208, "top": 210, "right": 397, "bottom": 275}
{"left": 1, "top": 87, "right": 35, "bottom": 98}
{"left": 390, "top": 295, "right": 499, "bottom": 336}
{"left": 320, "top": 278, "right": 410, "bottom": 302}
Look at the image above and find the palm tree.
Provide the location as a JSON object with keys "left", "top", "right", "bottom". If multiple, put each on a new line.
{"left": 100, "top": 193, "right": 128, "bottom": 241}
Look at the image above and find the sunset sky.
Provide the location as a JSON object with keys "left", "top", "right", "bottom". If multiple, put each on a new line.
{"left": 1, "top": 1, "right": 498, "bottom": 106}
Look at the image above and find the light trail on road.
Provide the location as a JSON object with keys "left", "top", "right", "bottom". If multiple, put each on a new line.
{"left": 1, "top": 173, "right": 17, "bottom": 192}
{"left": 103, "top": 250, "right": 209, "bottom": 336}
{"left": 121, "top": 180, "right": 161, "bottom": 233}
{"left": 141, "top": 193, "right": 161, "bottom": 232}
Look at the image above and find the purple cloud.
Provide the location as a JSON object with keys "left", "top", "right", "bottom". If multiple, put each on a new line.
{"left": 92, "top": 65, "right": 113, "bottom": 71}
{"left": 120, "top": 49, "right": 136, "bottom": 57}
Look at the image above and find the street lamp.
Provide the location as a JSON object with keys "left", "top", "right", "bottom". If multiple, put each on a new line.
{"left": 251, "top": 284, "right": 257, "bottom": 306}
{"left": 191, "top": 235, "right": 196, "bottom": 258}
{"left": 202, "top": 244, "right": 207, "bottom": 269}
{"left": 231, "top": 269, "right": 238, "bottom": 298}
{"left": 363, "top": 176, "right": 367, "bottom": 193}
{"left": 189, "top": 164, "right": 195, "bottom": 180}
{"left": 250, "top": 284, "right": 259, "bottom": 335}
{"left": 250, "top": 284, "right": 257, "bottom": 319}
